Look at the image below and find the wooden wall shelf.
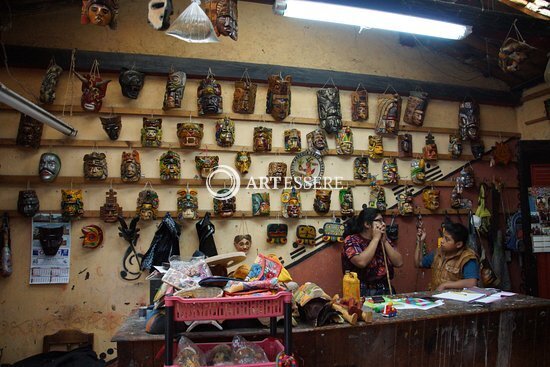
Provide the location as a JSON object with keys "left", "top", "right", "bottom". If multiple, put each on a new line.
{"left": 524, "top": 116, "right": 549, "bottom": 126}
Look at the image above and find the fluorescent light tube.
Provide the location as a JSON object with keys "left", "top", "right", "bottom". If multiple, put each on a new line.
{"left": 274, "top": 0, "right": 472, "bottom": 40}
{"left": 0, "top": 83, "right": 78, "bottom": 137}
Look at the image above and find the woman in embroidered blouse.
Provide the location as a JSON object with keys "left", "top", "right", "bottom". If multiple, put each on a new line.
{"left": 341, "top": 206, "right": 403, "bottom": 296}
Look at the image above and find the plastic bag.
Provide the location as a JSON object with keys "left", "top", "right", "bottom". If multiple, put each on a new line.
{"left": 162, "top": 256, "right": 212, "bottom": 291}
{"left": 175, "top": 336, "right": 206, "bottom": 367}
{"left": 206, "top": 344, "right": 234, "bottom": 366}
{"left": 232, "top": 336, "right": 268, "bottom": 364}
{"left": 166, "top": 0, "right": 219, "bottom": 43}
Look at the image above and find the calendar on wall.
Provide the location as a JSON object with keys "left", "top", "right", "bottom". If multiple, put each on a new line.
{"left": 528, "top": 187, "right": 550, "bottom": 253}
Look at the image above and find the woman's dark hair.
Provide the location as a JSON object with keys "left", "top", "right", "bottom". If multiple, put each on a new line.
{"left": 344, "top": 205, "right": 380, "bottom": 237}
{"left": 443, "top": 221, "right": 469, "bottom": 245}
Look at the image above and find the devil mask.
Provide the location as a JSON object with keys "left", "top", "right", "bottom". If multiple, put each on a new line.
{"left": 83, "top": 151, "right": 108, "bottom": 180}
{"left": 74, "top": 70, "right": 111, "bottom": 113}
{"left": 39, "top": 153, "right": 61, "bottom": 182}
{"left": 235, "top": 151, "right": 251, "bottom": 174}
{"left": 253, "top": 127, "right": 272, "bottom": 152}
{"left": 61, "top": 189, "right": 84, "bottom": 220}
{"left": 163, "top": 71, "right": 186, "bottom": 110}
{"left": 100, "top": 115, "right": 122, "bottom": 140}
{"left": 81, "top": 0, "right": 119, "bottom": 29}
{"left": 458, "top": 98, "right": 480, "bottom": 142}
{"left": 404, "top": 91, "right": 428, "bottom": 126}
{"left": 39, "top": 62, "right": 63, "bottom": 105}
{"left": 398, "top": 134, "right": 413, "bottom": 158}
{"left": 266, "top": 75, "right": 291, "bottom": 121}
{"left": 18, "top": 190, "right": 40, "bottom": 217}
{"left": 215, "top": 117, "right": 235, "bottom": 147}
{"left": 233, "top": 80, "right": 256, "bottom": 114}
{"left": 177, "top": 122, "right": 203, "bottom": 148}
{"left": 121, "top": 150, "right": 141, "bottom": 183}
{"left": 204, "top": 0, "right": 238, "bottom": 40}
{"left": 38, "top": 226, "right": 65, "bottom": 256}
{"left": 147, "top": 0, "right": 173, "bottom": 30}
{"left": 119, "top": 68, "right": 145, "bottom": 99}
{"left": 376, "top": 93, "right": 401, "bottom": 136}
{"left": 198, "top": 75, "right": 223, "bottom": 115}
{"left": 317, "top": 87, "right": 342, "bottom": 135}
{"left": 100, "top": 188, "right": 123, "bottom": 223}
{"left": 336, "top": 126, "right": 353, "bottom": 155}
{"left": 159, "top": 150, "right": 181, "bottom": 180}
{"left": 16, "top": 114, "right": 43, "bottom": 149}
{"left": 141, "top": 118, "right": 162, "bottom": 147}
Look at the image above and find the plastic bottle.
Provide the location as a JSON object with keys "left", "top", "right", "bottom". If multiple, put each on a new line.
{"left": 343, "top": 270, "right": 360, "bottom": 303}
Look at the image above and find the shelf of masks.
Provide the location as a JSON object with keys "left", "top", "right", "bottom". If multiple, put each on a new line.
{"left": 0, "top": 138, "right": 513, "bottom": 163}
{"left": 0, "top": 105, "right": 521, "bottom": 138}
{"left": 0, "top": 175, "right": 520, "bottom": 189}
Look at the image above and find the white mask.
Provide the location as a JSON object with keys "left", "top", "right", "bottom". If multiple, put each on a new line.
{"left": 148, "top": 0, "right": 172, "bottom": 30}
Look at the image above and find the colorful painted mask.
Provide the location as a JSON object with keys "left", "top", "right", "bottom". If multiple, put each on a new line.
{"left": 195, "top": 155, "right": 219, "bottom": 179}
{"left": 253, "top": 127, "right": 272, "bottom": 152}
{"left": 268, "top": 162, "right": 287, "bottom": 186}
{"left": 100, "top": 188, "right": 123, "bottom": 223}
{"left": 397, "top": 134, "right": 413, "bottom": 158}
{"left": 354, "top": 157, "right": 372, "bottom": 181}
{"left": 252, "top": 193, "right": 270, "bottom": 216}
{"left": 39, "top": 153, "right": 61, "bottom": 182}
{"left": 204, "top": 0, "right": 238, "bottom": 40}
{"left": 317, "top": 87, "right": 342, "bottom": 134}
{"left": 382, "top": 158, "right": 399, "bottom": 184}
{"left": 284, "top": 129, "right": 302, "bottom": 153}
{"left": 459, "top": 165, "right": 475, "bottom": 188}
{"left": 450, "top": 179, "right": 471, "bottom": 209}
{"left": 215, "top": 117, "right": 235, "bottom": 147}
{"left": 61, "top": 189, "right": 84, "bottom": 220}
{"left": 233, "top": 80, "right": 256, "bottom": 114}
{"left": 266, "top": 75, "right": 291, "bottom": 121}
{"left": 422, "top": 188, "right": 440, "bottom": 211}
{"left": 198, "top": 74, "right": 223, "bottom": 115}
{"left": 235, "top": 151, "right": 251, "bottom": 174}
{"left": 282, "top": 187, "right": 301, "bottom": 218}
{"left": 376, "top": 94, "right": 401, "bottom": 136}
{"left": 411, "top": 158, "right": 426, "bottom": 185}
{"left": 121, "top": 150, "right": 141, "bottom": 183}
{"left": 458, "top": 98, "right": 480, "bottom": 142}
{"left": 83, "top": 152, "right": 108, "bottom": 180}
{"left": 213, "top": 189, "right": 236, "bottom": 218}
{"left": 119, "top": 68, "right": 145, "bottom": 99}
{"left": 313, "top": 189, "right": 332, "bottom": 214}
{"left": 177, "top": 122, "right": 203, "bottom": 148}
{"left": 493, "top": 141, "right": 512, "bottom": 165}
{"left": 147, "top": 0, "right": 173, "bottom": 30}
{"left": 163, "top": 71, "right": 186, "bottom": 110}
{"left": 368, "top": 135, "right": 384, "bottom": 160}
{"left": 38, "top": 226, "right": 64, "bottom": 256}
{"left": 100, "top": 115, "right": 122, "bottom": 140}
{"left": 306, "top": 128, "right": 328, "bottom": 156}
{"left": 81, "top": 224, "right": 104, "bottom": 249}
{"left": 318, "top": 220, "right": 345, "bottom": 244}
{"left": 351, "top": 88, "right": 368, "bottom": 121}
{"left": 141, "top": 118, "right": 162, "bottom": 147}
{"left": 404, "top": 91, "right": 428, "bottom": 126}
{"left": 234, "top": 234, "right": 251, "bottom": 253}
{"left": 339, "top": 187, "right": 354, "bottom": 218}
{"left": 267, "top": 223, "right": 288, "bottom": 245}
{"left": 39, "top": 61, "right": 63, "bottom": 104}
{"left": 471, "top": 140, "right": 485, "bottom": 160}
{"left": 73, "top": 71, "right": 110, "bottom": 112}
{"left": 16, "top": 114, "right": 43, "bottom": 149}
{"left": 81, "top": 0, "right": 119, "bottom": 29}
{"left": 448, "top": 134, "right": 462, "bottom": 159}
{"left": 295, "top": 225, "right": 317, "bottom": 246}
{"left": 159, "top": 150, "right": 181, "bottom": 180}
{"left": 423, "top": 132, "right": 438, "bottom": 161}
{"left": 18, "top": 190, "right": 39, "bottom": 217}
{"left": 368, "top": 185, "right": 386, "bottom": 211}
{"left": 136, "top": 189, "right": 159, "bottom": 220}
{"left": 177, "top": 189, "right": 198, "bottom": 220}
{"left": 336, "top": 126, "right": 353, "bottom": 155}
{"left": 397, "top": 186, "right": 414, "bottom": 216}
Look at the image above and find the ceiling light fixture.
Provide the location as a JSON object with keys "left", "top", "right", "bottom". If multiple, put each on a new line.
{"left": 273, "top": 0, "right": 472, "bottom": 40}
{"left": 0, "top": 83, "right": 78, "bottom": 137}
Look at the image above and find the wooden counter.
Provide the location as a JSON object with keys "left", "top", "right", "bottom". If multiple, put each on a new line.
{"left": 112, "top": 292, "right": 550, "bottom": 367}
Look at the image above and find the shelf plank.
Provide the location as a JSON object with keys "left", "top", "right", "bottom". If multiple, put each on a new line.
{"left": 524, "top": 116, "right": 549, "bottom": 126}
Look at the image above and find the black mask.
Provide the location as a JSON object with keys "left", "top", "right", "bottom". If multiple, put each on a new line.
{"left": 100, "top": 116, "right": 122, "bottom": 140}
{"left": 17, "top": 190, "right": 40, "bottom": 217}
{"left": 119, "top": 68, "right": 145, "bottom": 99}
{"left": 38, "top": 226, "right": 64, "bottom": 256}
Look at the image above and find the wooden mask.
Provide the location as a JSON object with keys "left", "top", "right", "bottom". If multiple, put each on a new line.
{"left": 368, "top": 135, "right": 384, "bottom": 160}
{"left": 404, "top": 91, "right": 428, "bottom": 126}
{"left": 398, "top": 134, "right": 413, "bottom": 158}
{"left": 121, "top": 150, "right": 141, "bottom": 183}
{"left": 376, "top": 94, "right": 401, "bottom": 136}
{"left": 448, "top": 134, "right": 462, "bottom": 159}
{"left": 458, "top": 98, "right": 480, "bottom": 142}
{"left": 213, "top": 189, "right": 236, "bottom": 217}
{"left": 397, "top": 186, "right": 414, "bottom": 216}
{"left": 39, "top": 61, "right": 63, "bottom": 104}
{"left": 141, "top": 118, "right": 162, "bottom": 147}
{"left": 159, "top": 150, "right": 181, "bottom": 180}
{"left": 411, "top": 158, "right": 426, "bottom": 185}
{"left": 39, "top": 153, "right": 61, "bottom": 183}
{"left": 295, "top": 225, "right": 317, "bottom": 246}
{"left": 61, "top": 189, "right": 84, "bottom": 220}
{"left": 268, "top": 162, "right": 287, "bottom": 186}
{"left": 368, "top": 185, "right": 386, "bottom": 211}
{"left": 147, "top": 0, "right": 173, "bottom": 30}
{"left": 198, "top": 74, "right": 223, "bottom": 115}
{"left": 382, "top": 158, "right": 399, "bottom": 184}
{"left": 100, "top": 188, "right": 123, "bottom": 223}
{"left": 83, "top": 151, "right": 108, "bottom": 180}
{"left": 422, "top": 188, "right": 440, "bottom": 211}
{"left": 336, "top": 126, "right": 354, "bottom": 155}
{"left": 471, "top": 140, "right": 485, "bottom": 160}
{"left": 233, "top": 80, "right": 257, "bottom": 114}
{"left": 177, "top": 189, "right": 198, "bottom": 221}
{"left": 235, "top": 151, "right": 251, "bottom": 174}
{"left": 284, "top": 129, "right": 302, "bottom": 153}
{"left": 234, "top": 234, "right": 251, "bottom": 253}
{"left": 281, "top": 187, "right": 301, "bottom": 218}
{"left": 16, "top": 114, "right": 43, "bottom": 149}
{"left": 353, "top": 157, "right": 371, "bottom": 181}
{"left": 81, "top": 0, "right": 119, "bottom": 29}
{"left": 100, "top": 115, "right": 122, "bottom": 140}
{"left": 339, "top": 187, "right": 354, "bottom": 218}
{"left": 317, "top": 87, "right": 342, "bottom": 134}
{"left": 81, "top": 224, "right": 104, "bottom": 249}
{"left": 18, "top": 190, "right": 40, "bottom": 217}
{"left": 215, "top": 117, "right": 235, "bottom": 147}
{"left": 266, "top": 223, "right": 288, "bottom": 245}
{"left": 351, "top": 88, "right": 368, "bottom": 121}
{"left": 459, "top": 165, "right": 475, "bottom": 188}
{"left": 266, "top": 75, "right": 291, "bottom": 121}
{"left": 203, "top": 0, "right": 238, "bottom": 41}
{"left": 252, "top": 193, "right": 270, "bottom": 216}
{"left": 177, "top": 122, "right": 203, "bottom": 148}
{"left": 38, "top": 226, "right": 65, "bottom": 256}
{"left": 119, "top": 68, "right": 145, "bottom": 100}
{"left": 253, "top": 127, "right": 272, "bottom": 152}
{"left": 306, "top": 129, "right": 328, "bottom": 156}
{"left": 163, "top": 71, "right": 186, "bottom": 110}
{"left": 493, "top": 141, "right": 511, "bottom": 165}
{"left": 73, "top": 70, "right": 111, "bottom": 113}
{"left": 422, "top": 132, "right": 438, "bottom": 161}
{"left": 313, "top": 189, "right": 332, "bottom": 214}
{"left": 195, "top": 155, "right": 219, "bottom": 179}
{"left": 136, "top": 189, "right": 159, "bottom": 220}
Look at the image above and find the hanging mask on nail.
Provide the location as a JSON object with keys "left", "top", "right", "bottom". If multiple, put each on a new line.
{"left": 81, "top": 224, "right": 104, "bottom": 249}
{"left": 336, "top": 126, "right": 354, "bottom": 155}
{"left": 368, "top": 135, "right": 384, "bottom": 160}
{"left": 422, "top": 132, "right": 438, "bottom": 161}
{"left": 253, "top": 127, "right": 272, "bottom": 152}
{"left": 81, "top": 0, "right": 119, "bottom": 29}
{"left": 198, "top": 73, "right": 223, "bottom": 115}
{"left": 141, "top": 118, "right": 162, "bottom": 147}
{"left": 339, "top": 187, "right": 354, "bottom": 218}
{"left": 404, "top": 91, "right": 428, "bottom": 126}
{"left": 267, "top": 223, "right": 288, "bottom": 245}
{"left": 234, "top": 234, "right": 251, "bottom": 253}
{"left": 235, "top": 151, "right": 251, "bottom": 174}
{"left": 368, "top": 185, "right": 386, "bottom": 211}
{"left": 266, "top": 74, "right": 292, "bottom": 121}
{"left": 376, "top": 93, "right": 400, "bottom": 136}
{"left": 353, "top": 157, "right": 373, "bottom": 182}
{"left": 422, "top": 187, "right": 440, "bottom": 211}
{"left": 458, "top": 98, "right": 480, "bottom": 142}
{"left": 38, "top": 226, "right": 65, "bottom": 256}
{"left": 177, "top": 189, "right": 198, "bottom": 221}
{"left": 39, "top": 153, "right": 61, "bottom": 183}
{"left": 351, "top": 87, "right": 368, "bottom": 122}
{"left": 233, "top": 79, "right": 256, "bottom": 114}
{"left": 195, "top": 155, "right": 219, "bottom": 179}
{"left": 281, "top": 187, "right": 301, "bottom": 218}
{"left": 450, "top": 179, "right": 472, "bottom": 209}
{"left": 493, "top": 141, "right": 512, "bottom": 166}
{"left": 39, "top": 60, "right": 63, "bottom": 105}
{"left": 119, "top": 68, "right": 145, "bottom": 100}
{"left": 136, "top": 189, "right": 159, "bottom": 220}
{"left": 100, "top": 188, "right": 123, "bottom": 223}
{"left": 177, "top": 122, "right": 203, "bottom": 148}
{"left": 159, "top": 150, "right": 181, "bottom": 181}
{"left": 147, "top": 0, "right": 173, "bottom": 30}
{"left": 306, "top": 128, "right": 328, "bottom": 156}
{"left": 16, "top": 114, "right": 43, "bottom": 149}
{"left": 163, "top": 71, "right": 186, "bottom": 110}
{"left": 213, "top": 189, "right": 236, "bottom": 218}
{"left": 100, "top": 115, "right": 122, "bottom": 140}
{"left": 284, "top": 128, "right": 302, "bottom": 153}
{"left": 386, "top": 214, "right": 398, "bottom": 242}
{"left": 398, "top": 134, "right": 413, "bottom": 158}
{"left": 73, "top": 65, "right": 111, "bottom": 113}
{"left": 459, "top": 165, "right": 475, "bottom": 188}
{"left": 317, "top": 87, "right": 342, "bottom": 135}
{"left": 252, "top": 192, "right": 270, "bottom": 216}
{"left": 318, "top": 219, "right": 345, "bottom": 244}
{"left": 215, "top": 117, "right": 235, "bottom": 147}
{"left": 61, "top": 189, "right": 84, "bottom": 221}
{"left": 294, "top": 225, "right": 317, "bottom": 246}
{"left": 121, "top": 150, "right": 141, "bottom": 183}
{"left": 204, "top": 0, "right": 238, "bottom": 40}
{"left": 83, "top": 151, "right": 108, "bottom": 180}
{"left": 471, "top": 140, "right": 485, "bottom": 160}
{"left": 268, "top": 162, "right": 287, "bottom": 187}
{"left": 397, "top": 186, "right": 414, "bottom": 216}
{"left": 411, "top": 158, "right": 426, "bottom": 185}
{"left": 382, "top": 158, "right": 399, "bottom": 184}
{"left": 448, "top": 134, "right": 462, "bottom": 159}
{"left": 18, "top": 190, "right": 40, "bottom": 217}
{"left": 313, "top": 189, "right": 331, "bottom": 214}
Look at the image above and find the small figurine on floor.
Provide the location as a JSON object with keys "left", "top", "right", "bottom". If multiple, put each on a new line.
{"left": 382, "top": 302, "right": 397, "bottom": 318}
